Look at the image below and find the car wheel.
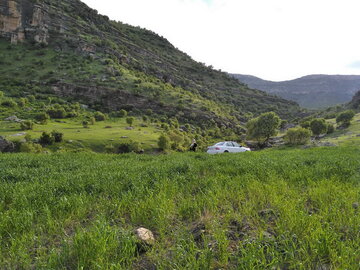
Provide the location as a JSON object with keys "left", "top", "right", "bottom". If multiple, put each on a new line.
{"left": 224, "top": 150, "right": 229, "bottom": 153}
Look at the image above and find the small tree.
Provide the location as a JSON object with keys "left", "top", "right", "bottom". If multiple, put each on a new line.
{"left": 336, "top": 110, "right": 355, "bottom": 128}
{"left": 35, "top": 112, "right": 50, "bottom": 124}
{"left": 246, "top": 112, "right": 281, "bottom": 144}
{"left": 20, "top": 120, "right": 34, "bottom": 130}
{"left": 310, "top": 118, "right": 327, "bottom": 137}
{"left": 94, "top": 111, "right": 106, "bottom": 121}
{"left": 39, "top": 132, "right": 55, "bottom": 145}
{"left": 158, "top": 134, "right": 170, "bottom": 151}
{"left": 82, "top": 120, "right": 89, "bottom": 128}
{"left": 126, "top": 117, "right": 134, "bottom": 127}
{"left": 118, "top": 109, "right": 127, "bottom": 118}
{"left": 89, "top": 117, "right": 96, "bottom": 125}
{"left": 326, "top": 123, "right": 335, "bottom": 134}
{"left": 284, "top": 127, "right": 311, "bottom": 145}
{"left": 51, "top": 130, "right": 63, "bottom": 143}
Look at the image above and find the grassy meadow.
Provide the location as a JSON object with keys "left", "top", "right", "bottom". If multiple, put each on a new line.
{"left": 0, "top": 118, "right": 160, "bottom": 152}
{"left": 0, "top": 147, "right": 359, "bottom": 269}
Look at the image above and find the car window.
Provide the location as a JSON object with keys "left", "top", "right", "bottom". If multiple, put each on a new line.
{"left": 215, "top": 142, "right": 225, "bottom": 146}
{"left": 233, "top": 142, "right": 240, "bottom": 147}
{"left": 226, "top": 142, "right": 233, "bottom": 147}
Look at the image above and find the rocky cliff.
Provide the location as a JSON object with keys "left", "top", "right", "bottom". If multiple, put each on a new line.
{"left": 0, "top": 0, "right": 303, "bottom": 126}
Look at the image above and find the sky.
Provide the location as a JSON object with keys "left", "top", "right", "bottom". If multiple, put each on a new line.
{"left": 82, "top": 0, "right": 360, "bottom": 81}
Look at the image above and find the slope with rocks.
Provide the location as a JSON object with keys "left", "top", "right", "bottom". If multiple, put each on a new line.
{"left": 0, "top": 0, "right": 302, "bottom": 129}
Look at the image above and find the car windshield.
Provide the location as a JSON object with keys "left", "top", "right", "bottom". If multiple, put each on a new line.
{"left": 233, "top": 142, "right": 240, "bottom": 147}
{"left": 215, "top": 142, "right": 225, "bottom": 146}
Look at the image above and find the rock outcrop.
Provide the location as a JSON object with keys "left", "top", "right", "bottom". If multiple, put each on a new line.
{"left": 0, "top": 0, "right": 49, "bottom": 44}
{"left": 0, "top": 136, "right": 15, "bottom": 152}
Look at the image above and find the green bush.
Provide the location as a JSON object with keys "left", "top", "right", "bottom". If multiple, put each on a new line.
{"left": 39, "top": 132, "right": 55, "bottom": 145}
{"left": 284, "top": 127, "right": 311, "bottom": 145}
{"left": 246, "top": 112, "right": 280, "bottom": 143}
{"left": 94, "top": 111, "right": 106, "bottom": 121}
{"left": 20, "top": 120, "right": 34, "bottom": 130}
{"left": 326, "top": 123, "right": 335, "bottom": 134}
{"left": 126, "top": 117, "right": 134, "bottom": 127}
{"left": 19, "top": 142, "right": 43, "bottom": 153}
{"left": 336, "top": 110, "right": 355, "bottom": 128}
{"left": 310, "top": 118, "right": 327, "bottom": 136}
{"left": 35, "top": 112, "right": 50, "bottom": 124}
{"left": 51, "top": 130, "right": 63, "bottom": 143}
{"left": 118, "top": 109, "right": 127, "bottom": 118}
{"left": 1, "top": 99, "right": 17, "bottom": 107}
{"left": 158, "top": 134, "right": 170, "bottom": 151}
{"left": 117, "top": 141, "right": 141, "bottom": 154}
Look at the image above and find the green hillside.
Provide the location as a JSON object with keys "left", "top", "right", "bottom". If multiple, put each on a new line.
{"left": 0, "top": 147, "right": 359, "bottom": 269}
{"left": 0, "top": 0, "right": 302, "bottom": 131}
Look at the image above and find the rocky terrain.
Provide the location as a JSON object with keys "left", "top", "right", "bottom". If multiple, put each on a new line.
{"left": 0, "top": 0, "right": 302, "bottom": 130}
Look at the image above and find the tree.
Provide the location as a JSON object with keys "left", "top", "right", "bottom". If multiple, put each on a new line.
{"left": 326, "top": 123, "right": 335, "bottom": 134}
{"left": 246, "top": 112, "right": 281, "bottom": 144}
{"left": 126, "top": 117, "right": 134, "bottom": 127}
{"left": 35, "top": 112, "right": 50, "bottom": 124}
{"left": 94, "top": 111, "right": 106, "bottom": 121}
{"left": 51, "top": 130, "right": 63, "bottom": 143}
{"left": 336, "top": 110, "right": 355, "bottom": 128}
{"left": 118, "top": 109, "right": 127, "bottom": 118}
{"left": 158, "top": 134, "right": 170, "bottom": 151}
{"left": 82, "top": 120, "right": 89, "bottom": 128}
{"left": 39, "top": 132, "right": 54, "bottom": 145}
{"left": 20, "top": 120, "right": 34, "bottom": 130}
{"left": 284, "top": 127, "right": 311, "bottom": 145}
{"left": 310, "top": 118, "right": 327, "bottom": 137}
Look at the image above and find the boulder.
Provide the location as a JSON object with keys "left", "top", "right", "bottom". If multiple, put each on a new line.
{"left": 135, "top": 227, "right": 155, "bottom": 245}
{"left": 4, "top": 115, "right": 22, "bottom": 122}
{"left": 0, "top": 136, "right": 15, "bottom": 152}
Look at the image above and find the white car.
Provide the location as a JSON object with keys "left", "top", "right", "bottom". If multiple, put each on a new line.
{"left": 207, "top": 141, "right": 251, "bottom": 154}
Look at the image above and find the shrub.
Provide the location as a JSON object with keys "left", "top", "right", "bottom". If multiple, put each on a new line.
{"left": 47, "top": 106, "right": 66, "bottom": 119}
{"left": 1, "top": 99, "right": 17, "bottom": 107}
{"left": 90, "top": 117, "right": 96, "bottom": 125}
{"left": 336, "top": 110, "right": 355, "bottom": 128}
{"left": 326, "top": 123, "right": 335, "bottom": 134}
{"left": 51, "top": 130, "right": 63, "bottom": 143}
{"left": 158, "top": 134, "right": 170, "bottom": 151}
{"left": 19, "top": 142, "right": 43, "bottom": 153}
{"left": 284, "top": 127, "right": 311, "bottom": 145}
{"left": 310, "top": 118, "right": 327, "bottom": 136}
{"left": 94, "top": 111, "right": 106, "bottom": 121}
{"left": 82, "top": 121, "right": 89, "bottom": 128}
{"left": 18, "top": 98, "right": 28, "bottom": 107}
{"left": 20, "top": 120, "right": 34, "bottom": 130}
{"left": 117, "top": 141, "right": 141, "bottom": 154}
{"left": 35, "top": 112, "right": 50, "bottom": 124}
{"left": 126, "top": 117, "right": 134, "bottom": 127}
{"left": 39, "top": 132, "right": 55, "bottom": 145}
{"left": 118, "top": 109, "right": 127, "bottom": 118}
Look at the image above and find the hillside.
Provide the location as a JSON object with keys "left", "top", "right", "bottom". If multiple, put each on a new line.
{"left": 0, "top": 0, "right": 302, "bottom": 131}
{"left": 232, "top": 74, "right": 360, "bottom": 109}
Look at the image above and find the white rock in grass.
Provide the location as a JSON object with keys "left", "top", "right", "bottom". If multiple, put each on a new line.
{"left": 135, "top": 227, "right": 155, "bottom": 245}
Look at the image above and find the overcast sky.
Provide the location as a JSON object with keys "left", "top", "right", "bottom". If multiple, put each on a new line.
{"left": 82, "top": 0, "right": 360, "bottom": 81}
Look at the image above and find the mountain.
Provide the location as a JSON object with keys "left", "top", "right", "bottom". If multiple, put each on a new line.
{"left": 0, "top": 0, "right": 302, "bottom": 130}
{"left": 232, "top": 74, "right": 360, "bottom": 109}
{"left": 348, "top": 90, "right": 360, "bottom": 110}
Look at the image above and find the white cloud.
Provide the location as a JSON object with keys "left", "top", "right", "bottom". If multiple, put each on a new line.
{"left": 82, "top": 0, "right": 360, "bottom": 81}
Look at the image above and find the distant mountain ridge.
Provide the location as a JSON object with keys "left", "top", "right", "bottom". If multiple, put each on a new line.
{"left": 232, "top": 74, "right": 360, "bottom": 109}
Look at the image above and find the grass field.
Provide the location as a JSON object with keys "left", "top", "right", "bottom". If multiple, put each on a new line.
{"left": 0, "top": 118, "right": 160, "bottom": 152}
{"left": 0, "top": 147, "right": 359, "bottom": 269}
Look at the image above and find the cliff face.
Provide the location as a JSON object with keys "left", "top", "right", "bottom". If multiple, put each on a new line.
{"left": 0, "top": 0, "right": 49, "bottom": 44}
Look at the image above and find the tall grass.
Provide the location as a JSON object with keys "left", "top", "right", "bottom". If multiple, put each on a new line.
{"left": 0, "top": 147, "right": 359, "bottom": 269}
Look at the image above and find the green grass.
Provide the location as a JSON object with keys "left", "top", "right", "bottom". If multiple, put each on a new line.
{"left": 0, "top": 118, "right": 160, "bottom": 152}
{"left": 324, "top": 113, "right": 360, "bottom": 147}
{"left": 0, "top": 147, "right": 359, "bottom": 269}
